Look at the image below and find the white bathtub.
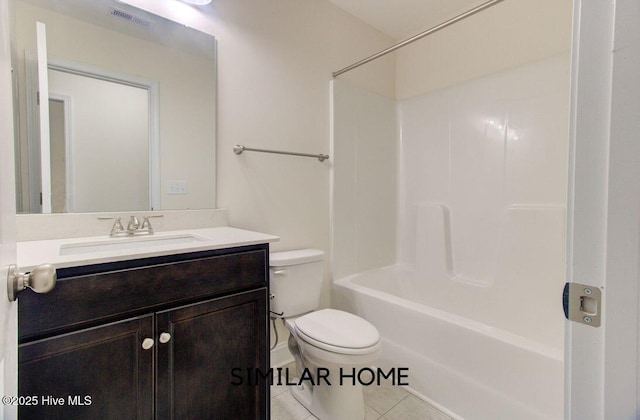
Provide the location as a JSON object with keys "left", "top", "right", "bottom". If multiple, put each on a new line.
{"left": 333, "top": 265, "right": 563, "bottom": 420}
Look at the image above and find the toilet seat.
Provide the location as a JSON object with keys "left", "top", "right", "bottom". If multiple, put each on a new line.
{"left": 294, "top": 309, "right": 380, "bottom": 355}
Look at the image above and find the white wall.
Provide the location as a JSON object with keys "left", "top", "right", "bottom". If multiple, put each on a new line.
{"left": 396, "top": 0, "right": 573, "bottom": 99}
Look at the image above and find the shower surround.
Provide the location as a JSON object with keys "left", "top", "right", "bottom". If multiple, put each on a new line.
{"left": 332, "top": 54, "right": 569, "bottom": 419}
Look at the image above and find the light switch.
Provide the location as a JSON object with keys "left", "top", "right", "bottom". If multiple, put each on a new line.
{"left": 167, "top": 181, "right": 188, "bottom": 195}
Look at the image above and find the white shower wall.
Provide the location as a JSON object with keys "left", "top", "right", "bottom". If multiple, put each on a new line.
{"left": 332, "top": 80, "right": 397, "bottom": 280}
{"left": 333, "top": 53, "right": 570, "bottom": 350}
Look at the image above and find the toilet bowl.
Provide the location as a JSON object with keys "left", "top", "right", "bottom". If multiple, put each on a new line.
{"left": 269, "top": 249, "right": 380, "bottom": 420}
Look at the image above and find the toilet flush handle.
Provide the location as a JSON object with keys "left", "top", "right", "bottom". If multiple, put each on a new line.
{"left": 273, "top": 269, "right": 287, "bottom": 275}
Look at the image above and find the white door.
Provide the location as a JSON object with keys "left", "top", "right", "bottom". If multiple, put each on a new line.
{"left": 0, "top": 0, "right": 19, "bottom": 418}
{"left": 565, "top": 0, "right": 640, "bottom": 418}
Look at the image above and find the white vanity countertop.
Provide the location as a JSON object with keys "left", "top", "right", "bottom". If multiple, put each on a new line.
{"left": 17, "top": 227, "right": 279, "bottom": 271}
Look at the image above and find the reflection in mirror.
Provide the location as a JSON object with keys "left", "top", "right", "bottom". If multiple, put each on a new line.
{"left": 45, "top": 64, "right": 153, "bottom": 213}
{"left": 12, "top": 0, "right": 217, "bottom": 214}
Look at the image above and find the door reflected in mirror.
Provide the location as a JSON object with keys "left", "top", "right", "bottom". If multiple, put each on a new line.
{"left": 12, "top": 0, "right": 217, "bottom": 214}
{"left": 42, "top": 65, "right": 153, "bottom": 213}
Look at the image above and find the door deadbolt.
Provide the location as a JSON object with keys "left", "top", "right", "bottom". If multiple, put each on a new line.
{"left": 7, "top": 264, "right": 57, "bottom": 302}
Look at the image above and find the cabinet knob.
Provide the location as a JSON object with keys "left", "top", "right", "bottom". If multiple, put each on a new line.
{"left": 159, "top": 332, "right": 171, "bottom": 344}
{"left": 142, "top": 338, "right": 154, "bottom": 350}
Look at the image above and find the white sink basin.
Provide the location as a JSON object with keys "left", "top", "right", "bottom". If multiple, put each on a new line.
{"left": 59, "top": 234, "right": 207, "bottom": 256}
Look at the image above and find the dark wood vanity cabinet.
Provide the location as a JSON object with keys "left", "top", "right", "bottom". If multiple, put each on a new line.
{"left": 17, "top": 244, "right": 270, "bottom": 420}
{"left": 20, "top": 314, "right": 155, "bottom": 419}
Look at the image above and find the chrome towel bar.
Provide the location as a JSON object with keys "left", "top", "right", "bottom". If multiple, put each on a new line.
{"left": 233, "top": 145, "right": 329, "bottom": 162}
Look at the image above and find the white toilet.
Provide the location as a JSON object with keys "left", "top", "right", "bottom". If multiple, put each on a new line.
{"left": 269, "top": 249, "right": 381, "bottom": 420}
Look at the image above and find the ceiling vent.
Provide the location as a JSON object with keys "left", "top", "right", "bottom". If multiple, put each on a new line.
{"left": 108, "top": 7, "right": 152, "bottom": 29}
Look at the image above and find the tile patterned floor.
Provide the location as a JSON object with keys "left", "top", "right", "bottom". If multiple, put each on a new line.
{"left": 270, "top": 363, "right": 451, "bottom": 420}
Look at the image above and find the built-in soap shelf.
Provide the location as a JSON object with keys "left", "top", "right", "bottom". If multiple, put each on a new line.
{"left": 414, "top": 202, "right": 565, "bottom": 287}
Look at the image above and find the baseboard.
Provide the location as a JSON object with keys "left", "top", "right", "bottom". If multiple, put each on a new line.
{"left": 270, "top": 342, "right": 293, "bottom": 368}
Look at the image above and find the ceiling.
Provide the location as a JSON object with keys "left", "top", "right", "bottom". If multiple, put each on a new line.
{"left": 328, "top": 0, "right": 488, "bottom": 40}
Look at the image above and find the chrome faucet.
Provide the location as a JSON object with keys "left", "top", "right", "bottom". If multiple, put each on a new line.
{"left": 99, "top": 215, "right": 163, "bottom": 237}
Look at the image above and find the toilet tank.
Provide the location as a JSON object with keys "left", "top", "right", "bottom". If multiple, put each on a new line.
{"left": 269, "top": 249, "right": 324, "bottom": 318}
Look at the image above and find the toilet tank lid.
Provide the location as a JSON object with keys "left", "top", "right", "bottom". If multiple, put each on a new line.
{"left": 270, "top": 249, "right": 324, "bottom": 266}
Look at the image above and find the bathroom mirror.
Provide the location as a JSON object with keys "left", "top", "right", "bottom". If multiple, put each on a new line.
{"left": 11, "top": 0, "right": 216, "bottom": 213}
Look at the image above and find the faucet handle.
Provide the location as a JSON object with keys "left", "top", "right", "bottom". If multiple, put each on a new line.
{"left": 141, "top": 215, "right": 163, "bottom": 233}
{"left": 98, "top": 217, "right": 125, "bottom": 236}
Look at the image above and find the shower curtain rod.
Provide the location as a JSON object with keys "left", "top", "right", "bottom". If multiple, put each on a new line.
{"left": 332, "top": 0, "right": 506, "bottom": 78}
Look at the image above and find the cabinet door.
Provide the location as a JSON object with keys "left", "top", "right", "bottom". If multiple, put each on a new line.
{"left": 19, "top": 315, "right": 154, "bottom": 420}
{"left": 156, "top": 289, "right": 268, "bottom": 419}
